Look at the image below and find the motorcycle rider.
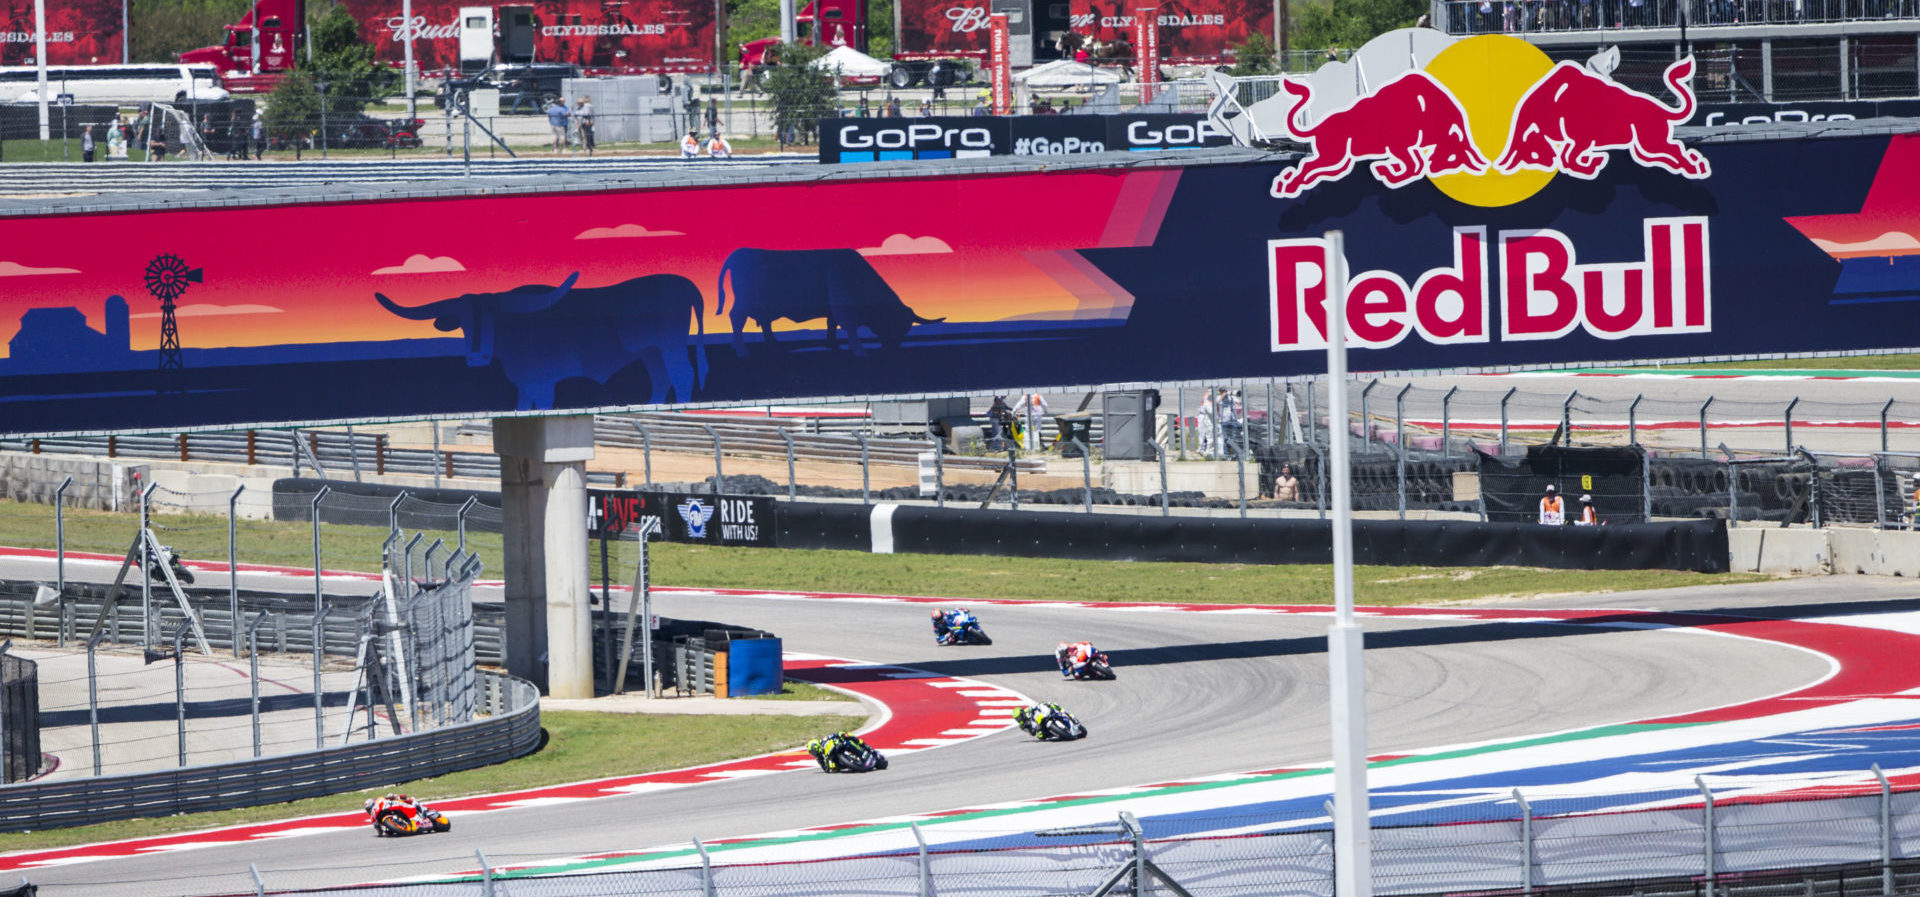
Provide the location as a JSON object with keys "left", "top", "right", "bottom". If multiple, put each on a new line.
{"left": 807, "top": 731, "right": 872, "bottom": 772}
{"left": 365, "top": 792, "right": 429, "bottom": 833}
{"left": 1015, "top": 702, "right": 1067, "bottom": 738}
{"left": 1056, "top": 641, "right": 1097, "bottom": 678}
{"left": 930, "top": 608, "right": 953, "bottom": 644}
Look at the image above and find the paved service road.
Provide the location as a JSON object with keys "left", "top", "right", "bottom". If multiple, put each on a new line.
{"left": 11, "top": 573, "right": 1877, "bottom": 897}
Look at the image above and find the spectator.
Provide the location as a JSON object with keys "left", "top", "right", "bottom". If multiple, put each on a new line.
{"left": 575, "top": 96, "right": 595, "bottom": 155}
{"left": 1218, "top": 388, "right": 1244, "bottom": 458}
{"left": 707, "top": 131, "right": 732, "bottom": 159}
{"left": 888, "top": 96, "right": 903, "bottom": 117}
{"left": 1196, "top": 390, "right": 1216, "bottom": 457}
{"left": 1020, "top": 394, "right": 1049, "bottom": 451}
{"left": 250, "top": 112, "right": 264, "bottom": 160}
{"left": 919, "top": 98, "right": 933, "bottom": 117}
{"left": 80, "top": 124, "right": 95, "bottom": 163}
{"left": 544, "top": 97, "right": 570, "bottom": 152}
{"left": 858, "top": 96, "right": 871, "bottom": 117}
{"left": 106, "top": 119, "right": 126, "bottom": 160}
{"left": 1273, "top": 465, "right": 1301, "bottom": 502}
{"left": 986, "top": 396, "right": 1017, "bottom": 451}
{"left": 680, "top": 128, "right": 701, "bottom": 159}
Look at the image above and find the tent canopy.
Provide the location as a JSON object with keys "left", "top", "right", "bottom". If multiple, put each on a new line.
{"left": 811, "top": 46, "right": 891, "bottom": 79}
{"left": 1014, "top": 59, "right": 1123, "bottom": 89}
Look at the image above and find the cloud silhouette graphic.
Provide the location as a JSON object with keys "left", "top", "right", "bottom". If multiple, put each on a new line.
{"left": 857, "top": 235, "right": 953, "bottom": 256}
{"left": 575, "top": 223, "right": 685, "bottom": 240}
{"left": 1811, "top": 231, "right": 1920, "bottom": 258}
{"left": 131, "top": 304, "right": 284, "bottom": 319}
{"left": 371, "top": 254, "right": 468, "bottom": 275}
{"left": 0, "top": 261, "right": 80, "bottom": 277}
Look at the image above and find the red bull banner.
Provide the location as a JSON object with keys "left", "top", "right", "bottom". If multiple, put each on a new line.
{"left": 0, "top": 0, "right": 119, "bottom": 66}
{"left": 988, "top": 13, "right": 1011, "bottom": 115}
{"left": 1, "top": 32, "right": 1918, "bottom": 436}
{"left": 1131, "top": 6, "right": 1157, "bottom": 101}
{"left": 1069, "top": 0, "right": 1267, "bottom": 65}
{"left": 895, "top": 0, "right": 991, "bottom": 59}
{"left": 338, "top": 0, "right": 716, "bottom": 73}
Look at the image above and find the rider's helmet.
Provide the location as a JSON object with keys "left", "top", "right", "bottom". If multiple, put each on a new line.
{"left": 931, "top": 608, "right": 944, "bottom": 619}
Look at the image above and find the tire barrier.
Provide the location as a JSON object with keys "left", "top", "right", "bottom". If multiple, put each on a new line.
{"left": 824, "top": 503, "right": 1730, "bottom": 572}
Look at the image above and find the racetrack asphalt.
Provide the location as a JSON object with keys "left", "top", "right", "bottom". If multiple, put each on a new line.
{"left": 6, "top": 568, "right": 1899, "bottom": 897}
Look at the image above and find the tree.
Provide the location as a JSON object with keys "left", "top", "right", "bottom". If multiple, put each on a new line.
{"left": 1228, "top": 32, "right": 1278, "bottom": 76}
{"left": 305, "top": 1, "right": 396, "bottom": 117}
{"left": 1293, "top": 0, "right": 1427, "bottom": 54}
{"left": 263, "top": 70, "right": 320, "bottom": 151}
{"left": 760, "top": 42, "right": 838, "bottom": 147}
{"left": 129, "top": 0, "right": 251, "bottom": 63}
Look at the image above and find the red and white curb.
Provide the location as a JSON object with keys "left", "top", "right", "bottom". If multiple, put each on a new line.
{"left": 0, "top": 653, "right": 1028, "bottom": 873}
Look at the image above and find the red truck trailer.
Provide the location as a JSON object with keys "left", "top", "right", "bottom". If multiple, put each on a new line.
{"left": 182, "top": 0, "right": 715, "bottom": 92}
{"left": 1, "top": 0, "right": 122, "bottom": 66}
{"left": 742, "top": 0, "right": 1265, "bottom": 88}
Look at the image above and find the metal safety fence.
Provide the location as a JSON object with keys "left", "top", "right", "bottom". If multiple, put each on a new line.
{"left": 219, "top": 768, "right": 1920, "bottom": 897}
{"left": 0, "top": 650, "right": 37, "bottom": 784}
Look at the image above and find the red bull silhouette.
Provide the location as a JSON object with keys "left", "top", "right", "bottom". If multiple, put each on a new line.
{"left": 1270, "top": 70, "right": 1488, "bottom": 199}
{"left": 1495, "top": 55, "right": 1709, "bottom": 180}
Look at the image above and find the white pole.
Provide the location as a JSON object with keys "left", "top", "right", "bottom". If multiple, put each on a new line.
{"left": 403, "top": 0, "right": 417, "bottom": 119}
{"left": 779, "top": 0, "right": 796, "bottom": 45}
{"left": 34, "top": 0, "right": 49, "bottom": 141}
{"left": 1324, "top": 229, "right": 1372, "bottom": 897}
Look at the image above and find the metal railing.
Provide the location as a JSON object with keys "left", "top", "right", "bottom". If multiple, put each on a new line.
{"left": 202, "top": 767, "right": 1920, "bottom": 897}
{"left": 0, "top": 670, "right": 537, "bottom": 834}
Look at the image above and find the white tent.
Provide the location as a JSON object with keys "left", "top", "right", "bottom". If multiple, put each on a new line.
{"left": 811, "top": 46, "right": 891, "bottom": 82}
{"left": 1014, "top": 59, "right": 1123, "bottom": 90}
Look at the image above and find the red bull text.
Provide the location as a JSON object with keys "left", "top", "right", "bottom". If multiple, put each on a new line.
{"left": 1268, "top": 218, "right": 1711, "bottom": 352}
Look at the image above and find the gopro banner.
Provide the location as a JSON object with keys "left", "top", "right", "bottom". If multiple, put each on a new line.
{"left": 588, "top": 490, "right": 777, "bottom": 547}
{"left": 820, "top": 113, "right": 1231, "bottom": 162}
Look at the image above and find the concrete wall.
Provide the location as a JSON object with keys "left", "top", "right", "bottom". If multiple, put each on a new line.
{"left": 1104, "top": 459, "right": 1260, "bottom": 499}
{"left": 1729, "top": 526, "right": 1920, "bottom": 577}
{"left": 0, "top": 454, "right": 147, "bottom": 512}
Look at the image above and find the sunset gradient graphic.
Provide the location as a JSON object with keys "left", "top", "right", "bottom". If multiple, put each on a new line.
{"left": 0, "top": 170, "right": 1178, "bottom": 359}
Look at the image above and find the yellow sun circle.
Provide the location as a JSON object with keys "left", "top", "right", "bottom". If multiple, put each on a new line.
{"left": 1424, "top": 35, "right": 1557, "bottom": 208}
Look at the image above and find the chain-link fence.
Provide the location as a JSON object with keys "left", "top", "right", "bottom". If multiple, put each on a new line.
{"left": 0, "top": 649, "right": 38, "bottom": 783}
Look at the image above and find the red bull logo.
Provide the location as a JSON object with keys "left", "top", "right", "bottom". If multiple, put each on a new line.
{"left": 1269, "top": 36, "right": 1710, "bottom": 206}
{"left": 1269, "top": 217, "right": 1711, "bottom": 352}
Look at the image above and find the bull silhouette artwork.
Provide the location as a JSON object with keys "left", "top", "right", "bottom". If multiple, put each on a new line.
{"left": 715, "top": 248, "right": 944, "bottom": 357}
{"left": 375, "top": 272, "right": 708, "bottom": 410}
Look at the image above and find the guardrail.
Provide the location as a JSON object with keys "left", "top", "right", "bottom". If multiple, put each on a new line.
{"left": 0, "top": 670, "right": 538, "bottom": 833}
{"left": 0, "top": 429, "right": 627, "bottom": 486}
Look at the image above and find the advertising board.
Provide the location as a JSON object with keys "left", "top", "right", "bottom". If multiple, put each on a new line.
{"left": 819, "top": 113, "right": 1232, "bottom": 161}
{"left": 588, "top": 489, "right": 776, "bottom": 546}
{"left": 1068, "top": 0, "right": 1269, "bottom": 65}
{"left": 2, "top": 32, "right": 1917, "bottom": 437}
{"left": 0, "top": 0, "right": 119, "bottom": 66}
{"left": 338, "top": 0, "right": 716, "bottom": 72}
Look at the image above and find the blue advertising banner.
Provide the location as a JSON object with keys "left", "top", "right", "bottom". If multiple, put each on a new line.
{"left": 2, "top": 62, "right": 1918, "bottom": 437}
{"left": 818, "top": 113, "right": 1233, "bottom": 162}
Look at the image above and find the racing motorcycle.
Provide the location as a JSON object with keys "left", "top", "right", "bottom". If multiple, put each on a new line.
{"left": 146, "top": 544, "right": 195, "bottom": 584}
{"left": 365, "top": 795, "right": 451, "bottom": 836}
{"left": 938, "top": 608, "right": 992, "bottom": 646}
{"left": 1068, "top": 651, "right": 1116, "bottom": 681}
{"left": 1014, "top": 703, "right": 1088, "bottom": 741}
{"left": 808, "top": 733, "right": 889, "bottom": 773}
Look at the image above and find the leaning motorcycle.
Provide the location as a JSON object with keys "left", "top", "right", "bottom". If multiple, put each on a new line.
{"left": 146, "top": 544, "right": 195, "bottom": 584}
{"left": 1070, "top": 652, "right": 1116, "bottom": 681}
{"left": 939, "top": 609, "right": 992, "bottom": 646}
{"left": 1015, "top": 704, "right": 1088, "bottom": 741}
{"left": 368, "top": 799, "right": 451, "bottom": 836}
{"left": 810, "top": 735, "right": 888, "bottom": 773}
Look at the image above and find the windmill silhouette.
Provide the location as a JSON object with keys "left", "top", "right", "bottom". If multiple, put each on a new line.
{"left": 143, "top": 254, "right": 202, "bottom": 371}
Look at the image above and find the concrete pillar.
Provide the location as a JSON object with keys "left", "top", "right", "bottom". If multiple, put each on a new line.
{"left": 494, "top": 416, "right": 596, "bottom": 698}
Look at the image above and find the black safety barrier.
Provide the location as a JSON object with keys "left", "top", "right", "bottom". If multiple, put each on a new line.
{"left": 1479, "top": 445, "right": 1649, "bottom": 525}
{"left": 776, "top": 500, "right": 873, "bottom": 551}
{"left": 856, "top": 504, "right": 1728, "bottom": 573}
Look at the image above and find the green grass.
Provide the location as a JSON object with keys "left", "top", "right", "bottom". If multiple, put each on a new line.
{"left": 0, "top": 709, "right": 861, "bottom": 851}
{"left": 0, "top": 500, "right": 1770, "bottom": 606}
{"left": 761, "top": 679, "right": 858, "bottom": 701}
{"left": 651, "top": 544, "right": 1773, "bottom": 605}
